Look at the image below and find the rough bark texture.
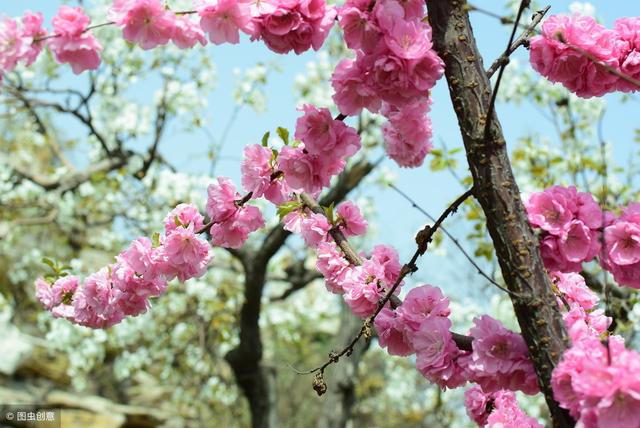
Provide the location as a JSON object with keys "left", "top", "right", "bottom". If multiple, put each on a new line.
{"left": 424, "top": 1, "right": 574, "bottom": 426}
{"left": 225, "top": 159, "right": 376, "bottom": 428}
{"left": 316, "top": 301, "right": 370, "bottom": 428}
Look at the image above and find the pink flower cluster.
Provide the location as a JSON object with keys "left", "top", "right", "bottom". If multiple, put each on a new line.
{"left": 206, "top": 177, "right": 265, "bottom": 248}
{"left": 460, "top": 315, "right": 539, "bottom": 395}
{"left": 250, "top": 0, "right": 336, "bottom": 54}
{"left": 36, "top": 203, "right": 212, "bottom": 328}
{"left": 526, "top": 185, "right": 603, "bottom": 272}
{"left": 0, "top": 11, "right": 46, "bottom": 79}
{"left": 464, "top": 385, "right": 543, "bottom": 428}
{"left": 2, "top": 0, "right": 337, "bottom": 77}
{"left": 375, "top": 284, "right": 469, "bottom": 388}
{"left": 110, "top": 0, "right": 205, "bottom": 50}
{"left": 268, "top": 104, "right": 362, "bottom": 196}
{"left": 530, "top": 13, "right": 640, "bottom": 98}
{"left": 601, "top": 204, "right": 640, "bottom": 288}
{"left": 241, "top": 144, "right": 291, "bottom": 205}
{"left": 333, "top": 0, "right": 444, "bottom": 168}
{"left": 196, "top": 0, "right": 336, "bottom": 53}
{"left": 552, "top": 335, "right": 640, "bottom": 428}
{"left": 550, "top": 271, "right": 611, "bottom": 343}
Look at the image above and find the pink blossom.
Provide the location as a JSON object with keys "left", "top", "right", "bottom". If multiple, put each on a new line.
{"left": 464, "top": 385, "right": 491, "bottom": 426}
{"left": 35, "top": 276, "right": 78, "bottom": 310}
{"left": 374, "top": 308, "right": 414, "bottom": 356}
{"left": 278, "top": 145, "right": 344, "bottom": 196}
{"left": 251, "top": 0, "right": 337, "bottom": 55}
{"left": 563, "top": 306, "right": 610, "bottom": 343}
{"left": 552, "top": 335, "right": 640, "bottom": 426}
{"left": 72, "top": 266, "right": 124, "bottom": 328}
{"left": 336, "top": 201, "right": 367, "bottom": 237}
{"left": 526, "top": 187, "right": 575, "bottom": 235}
{"left": 342, "top": 259, "right": 387, "bottom": 318}
{"left": 209, "top": 204, "right": 264, "bottom": 248}
{"left": 315, "top": 241, "right": 350, "bottom": 293}
{"left": 384, "top": 20, "right": 433, "bottom": 60}
{"left": 164, "top": 203, "right": 205, "bottom": 234}
{"left": 399, "top": 284, "right": 450, "bottom": 331}
{"left": 20, "top": 12, "right": 47, "bottom": 66}
{"left": 241, "top": 144, "right": 290, "bottom": 205}
{"left": 550, "top": 271, "right": 598, "bottom": 310}
{"left": 485, "top": 389, "right": 543, "bottom": 428}
{"left": 300, "top": 212, "right": 331, "bottom": 247}
{"left": 337, "top": 6, "right": 381, "bottom": 52}
{"left": 382, "top": 99, "right": 433, "bottom": 167}
{"left": 197, "top": 0, "right": 253, "bottom": 45}
{"left": 110, "top": 0, "right": 176, "bottom": 50}
{"left": 48, "top": 6, "right": 102, "bottom": 74}
{"left": 0, "top": 18, "right": 27, "bottom": 76}
{"left": 605, "top": 221, "right": 640, "bottom": 265}
{"left": 116, "top": 236, "right": 164, "bottom": 280}
{"left": 159, "top": 227, "right": 212, "bottom": 282}
{"left": 613, "top": 18, "right": 640, "bottom": 92}
{"left": 331, "top": 56, "right": 382, "bottom": 116}
{"left": 463, "top": 315, "right": 539, "bottom": 395}
{"left": 294, "top": 105, "right": 361, "bottom": 159}
{"left": 411, "top": 316, "right": 468, "bottom": 389}
{"left": 171, "top": 16, "right": 207, "bottom": 49}
{"left": 557, "top": 219, "right": 599, "bottom": 263}
{"left": 206, "top": 177, "right": 241, "bottom": 223}
{"left": 111, "top": 262, "right": 166, "bottom": 316}
{"left": 529, "top": 14, "right": 622, "bottom": 98}
{"left": 540, "top": 234, "right": 582, "bottom": 273}
{"left": 370, "top": 244, "right": 401, "bottom": 286}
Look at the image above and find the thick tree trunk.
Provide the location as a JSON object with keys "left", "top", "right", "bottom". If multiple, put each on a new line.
{"left": 225, "top": 262, "right": 277, "bottom": 428}
{"left": 424, "top": 1, "right": 574, "bottom": 426}
{"left": 316, "top": 301, "right": 370, "bottom": 428}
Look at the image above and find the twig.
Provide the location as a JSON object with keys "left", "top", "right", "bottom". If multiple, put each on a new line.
{"left": 485, "top": 6, "right": 550, "bottom": 78}
{"left": 293, "top": 189, "right": 476, "bottom": 384}
{"left": 388, "top": 183, "right": 516, "bottom": 296}
{"left": 483, "top": 0, "right": 530, "bottom": 146}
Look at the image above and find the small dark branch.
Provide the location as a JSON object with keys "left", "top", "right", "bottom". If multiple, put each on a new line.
{"left": 482, "top": 0, "right": 530, "bottom": 147}
{"left": 466, "top": 3, "right": 530, "bottom": 28}
{"left": 11, "top": 156, "right": 128, "bottom": 193}
{"left": 335, "top": 113, "right": 347, "bottom": 121}
{"left": 16, "top": 94, "right": 113, "bottom": 157}
{"left": 294, "top": 189, "right": 475, "bottom": 384}
{"left": 581, "top": 270, "right": 628, "bottom": 300}
{"left": 270, "top": 260, "right": 323, "bottom": 302}
{"left": 485, "top": 6, "right": 550, "bottom": 79}
{"left": 136, "top": 84, "right": 169, "bottom": 178}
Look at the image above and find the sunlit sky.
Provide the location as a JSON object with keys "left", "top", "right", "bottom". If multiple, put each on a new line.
{"left": 2, "top": 1, "right": 639, "bottom": 298}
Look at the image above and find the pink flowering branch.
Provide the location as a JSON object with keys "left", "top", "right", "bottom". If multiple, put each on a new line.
{"left": 294, "top": 188, "right": 475, "bottom": 393}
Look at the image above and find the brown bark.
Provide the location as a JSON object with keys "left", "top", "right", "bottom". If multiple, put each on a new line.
{"left": 424, "top": 1, "right": 574, "bottom": 426}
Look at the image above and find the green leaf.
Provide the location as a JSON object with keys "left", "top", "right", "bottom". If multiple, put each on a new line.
{"left": 174, "top": 215, "right": 185, "bottom": 228}
{"left": 261, "top": 131, "right": 270, "bottom": 147}
{"left": 323, "top": 203, "right": 335, "bottom": 225}
{"left": 276, "top": 127, "right": 289, "bottom": 145}
{"left": 277, "top": 200, "right": 302, "bottom": 220}
{"left": 42, "top": 257, "right": 56, "bottom": 270}
{"left": 152, "top": 232, "right": 161, "bottom": 248}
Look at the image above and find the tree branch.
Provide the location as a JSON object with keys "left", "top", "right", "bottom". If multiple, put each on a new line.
{"left": 425, "top": 1, "right": 573, "bottom": 425}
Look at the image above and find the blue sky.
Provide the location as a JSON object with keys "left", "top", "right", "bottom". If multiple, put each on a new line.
{"left": 3, "top": 1, "right": 639, "bottom": 293}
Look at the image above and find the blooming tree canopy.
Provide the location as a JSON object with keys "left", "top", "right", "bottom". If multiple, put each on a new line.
{"left": 2, "top": 1, "right": 640, "bottom": 427}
